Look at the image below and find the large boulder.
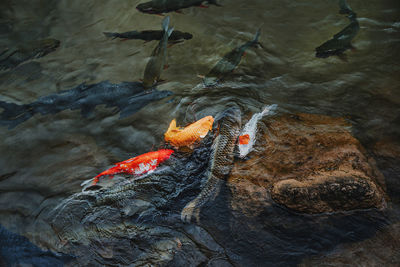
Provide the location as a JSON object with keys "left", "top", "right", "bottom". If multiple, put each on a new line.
{"left": 229, "top": 113, "right": 386, "bottom": 214}
{"left": 39, "top": 114, "right": 390, "bottom": 266}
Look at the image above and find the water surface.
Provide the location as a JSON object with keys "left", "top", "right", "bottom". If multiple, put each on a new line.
{"left": 0, "top": 0, "right": 399, "bottom": 265}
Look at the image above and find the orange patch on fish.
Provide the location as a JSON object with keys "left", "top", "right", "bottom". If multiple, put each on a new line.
{"left": 93, "top": 149, "right": 174, "bottom": 185}
{"left": 164, "top": 116, "right": 214, "bottom": 148}
{"left": 239, "top": 134, "right": 250, "bottom": 145}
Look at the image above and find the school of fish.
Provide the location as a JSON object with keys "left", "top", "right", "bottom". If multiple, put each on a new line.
{"left": 88, "top": 0, "right": 359, "bottom": 222}
{"left": 0, "top": 0, "right": 361, "bottom": 226}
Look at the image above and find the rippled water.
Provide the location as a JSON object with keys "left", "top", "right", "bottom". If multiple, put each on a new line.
{"left": 0, "top": 0, "right": 399, "bottom": 266}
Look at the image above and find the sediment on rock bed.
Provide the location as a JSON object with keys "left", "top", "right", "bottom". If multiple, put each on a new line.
{"left": 229, "top": 113, "right": 387, "bottom": 214}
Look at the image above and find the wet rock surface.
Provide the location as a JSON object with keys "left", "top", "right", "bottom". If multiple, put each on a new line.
{"left": 300, "top": 220, "right": 400, "bottom": 266}
{"left": 0, "top": 224, "right": 72, "bottom": 267}
{"left": 46, "top": 138, "right": 218, "bottom": 266}
{"left": 229, "top": 113, "right": 386, "bottom": 214}
{"left": 34, "top": 113, "right": 393, "bottom": 266}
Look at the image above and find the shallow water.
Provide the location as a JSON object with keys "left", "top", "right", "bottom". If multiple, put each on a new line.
{"left": 0, "top": 0, "right": 399, "bottom": 266}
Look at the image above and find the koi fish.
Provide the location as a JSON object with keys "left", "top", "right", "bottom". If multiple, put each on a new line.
{"left": 0, "top": 38, "right": 60, "bottom": 70}
{"left": 142, "top": 16, "right": 174, "bottom": 89}
{"left": 315, "top": 0, "right": 359, "bottom": 59}
{"left": 93, "top": 149, "right": 174, "bottom": 185}
{"left": 136, "top": 0, "right": 221, "bottom": 15}
{"left": 238, "top": 104, "right": 277, "bottom": 158}
{"left": 203, "top": 29, "right": 261, "bottom": 87}
{"left": 103, "top": 29, "right": 193, "bottom": 44}
{"left": 181, "top": 107, "right": 241, "bottom": 223}
{"left": 164, "top": 115, "right": 214, "bottom": 148}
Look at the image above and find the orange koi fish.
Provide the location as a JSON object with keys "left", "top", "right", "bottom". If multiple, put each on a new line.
{"left": 164, "top": 116, "right": 214, "bottom": 148}
{"left": 93, "top": 149, "right": 174, "bottom": 185}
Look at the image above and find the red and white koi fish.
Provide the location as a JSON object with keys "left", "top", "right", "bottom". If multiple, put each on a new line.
{"left": 93, "top": 149, "right": 174, "bottom": 185}
{"left": 238, "top": 105, "right": 277, "bottom": 158}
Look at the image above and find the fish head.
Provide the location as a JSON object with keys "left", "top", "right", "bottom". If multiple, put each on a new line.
{"left": 136, "top": 2, "right": 159, "bottom": 14}
{"left": 203, "top": 76, "right": 219, "bottom": 87}
{"left": 39, "top": 38, "right": 61, "bottom": 51}
{"left": 217, "top": 106, "right": 242, "bottom": 128}
{"left": 182, "top": 32, "right": 193, "bottom": 40}
{"left": 239, "top": 134, "right": 250, "bottom": 145}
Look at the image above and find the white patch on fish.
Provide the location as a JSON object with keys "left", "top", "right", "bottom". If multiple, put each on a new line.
{"left": 238, "top": 104, "right": 277, "bottom": 158}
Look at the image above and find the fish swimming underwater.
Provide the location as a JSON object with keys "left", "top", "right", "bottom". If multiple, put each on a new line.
{"left": 238, "top": 104, "right": 277, "bottom": 158}
{"left": 93, "top": 149, "right": 174, "bottom": 185}
{"left": 103, "top": 29, "right": 193, "bottom": 44}
{"left": 315, "top": 0, "right": 359, "bottom": 59}
{"left": 164, "top": 115, "right": 214, "bottom": 148}
{"left": 0, "top": 81, "right": 173, "bottom": 129}
{"left": 0, "top": 38, "right": 60, "bottom": 70}
{"left": 136, "top": 0, "right": 221, "bottom": 14}
{"left": 181, "top": 107, "right": 241, "bottom": 223}
{"left": 142, "top": 16, "right": 174, "bottom": 89}
{"left": 203, "top": 29, "right": 261, "bottom": 87}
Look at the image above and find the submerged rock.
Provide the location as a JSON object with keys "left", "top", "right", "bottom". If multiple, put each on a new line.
{"left": 47, "top": 140, "right": 216, "bottom": 266}
{"left": 40, "top": 113, "right": 389, "bottom": 266}
{"left": 0, "top": 224, "right": 72, "bottom": 266}
{"left": 229, "top": 113, "right": 386, "bottom": 214}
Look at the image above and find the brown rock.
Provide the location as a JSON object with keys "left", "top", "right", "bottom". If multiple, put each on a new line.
{"left": 372, "top": 138, "right": 400, "bottom": 159}
{"left": 229, "top": 113, "right": 386, "bottom": 214}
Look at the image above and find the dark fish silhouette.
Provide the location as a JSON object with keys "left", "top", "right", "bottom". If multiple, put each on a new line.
{"left": 136, "top": 0, "right": 221, "bottom": 14}
{"left": 0, "top": 38, "right": 60, "bottom": 70}
{"left": 203, "top": 29, "right": 261, "bottom": 87}
{"left": 315, "top": 0, "right": 359, "bottom": 59}
{"left": 103, "top": 29, "right": 192, "bottom": 44}
{"left": 142, "top": 16, "right": 174, "bottom": 89}
{"left": 0, "top": 224, "right": 73, "bottom": 266}
{"left": 0, "top": 81, "right": 173, "bottom": 129}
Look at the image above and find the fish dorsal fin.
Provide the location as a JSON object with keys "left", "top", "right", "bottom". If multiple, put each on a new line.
{"left": 166, "top": 119, "right": 178, "bottom": 133}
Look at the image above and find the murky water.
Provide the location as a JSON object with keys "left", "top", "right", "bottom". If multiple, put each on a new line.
{"left": 0, "top": 0, "right": 399, "bottom": 266}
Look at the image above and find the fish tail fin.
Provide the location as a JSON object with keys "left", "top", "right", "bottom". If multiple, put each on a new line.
{"left": 161, "top": 16, "right": 174, "bottom": 39}
{"left": 252, "top": 28, "right": 261, "bottom": 45}
{"left": 103, "top": 32, "right": 117, "bottom": 39}
{"left": 93, "top": 166, "right": 120, "bottom": 185}
{"left": 167, "top": 27, "right": 174, "bottom": 37}
{"left": 339, "top": 0, "right": 353, "bottom": 14}
{"left": 162, "top": 16, "right": 170, "bottom": 32}
{"left": 208, "top": 0, "right": 222, "bottom": 7}
{"left": 166, "top": 119, "right": 178, "bottom": 133}
{"left": 0, "top": 100, "right": 33, "bottom": 129}
{"left": 260, "top": 104, "right": 278, "bottom": 116}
